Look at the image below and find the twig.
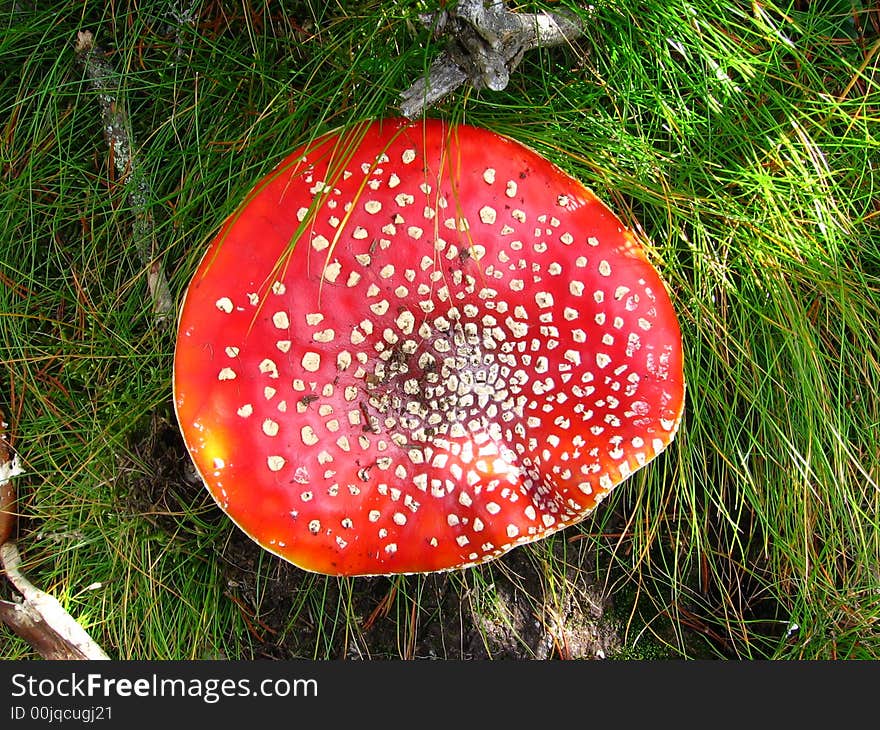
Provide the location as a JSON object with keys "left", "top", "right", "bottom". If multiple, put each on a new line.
{"left": 73, "top": 30, "right": 174, "bottom": 326}
{"left": 166, "top": 0, "right": 199, "bottom": 63}
{"left": 0, "top": 408, "right": 110, "bottom": 660}
{"left": 399, "top": 0, "right": 589, "bottom": 118}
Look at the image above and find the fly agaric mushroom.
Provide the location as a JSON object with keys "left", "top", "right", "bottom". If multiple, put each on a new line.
{"left": 173, "top": 118, "right": 684, "bottom": 576}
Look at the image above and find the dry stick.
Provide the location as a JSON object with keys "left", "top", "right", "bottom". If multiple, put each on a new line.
{"left": 166, "top": 0, "right": 199, "bottom": 61}
{"left": 399, "top": 0, "right": 588, "bottom": 119}
{"left": 0, "top": 409, "right": 110, "bottom": 660}
{"left": 73, "top": 30, "right": 174, "bottom": 325}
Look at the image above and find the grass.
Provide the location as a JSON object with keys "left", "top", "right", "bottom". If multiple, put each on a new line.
{"left": 1, "top": 0, "right": 878, "bottom": 660}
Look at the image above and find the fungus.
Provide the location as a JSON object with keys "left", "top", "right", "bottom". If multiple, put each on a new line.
{"left": 173, "top": 118, "right": 684, "bottom": 576}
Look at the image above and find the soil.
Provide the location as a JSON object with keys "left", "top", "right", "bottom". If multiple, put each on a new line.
{"left": 217, "top": 525, "right": 624, "bottom": 660}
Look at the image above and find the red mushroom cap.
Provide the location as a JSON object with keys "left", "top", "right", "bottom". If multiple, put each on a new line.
{"left": 173, "top": 118, "right": 684, "bottom": 576}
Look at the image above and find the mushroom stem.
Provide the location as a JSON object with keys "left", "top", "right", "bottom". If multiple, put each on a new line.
{"left": 400, "top": 0, "right": 588, "bottom": 118}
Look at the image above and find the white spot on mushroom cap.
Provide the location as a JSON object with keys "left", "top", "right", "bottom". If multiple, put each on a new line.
{"left": 218, "top": 367, "right": 236, "bottom": 381}
{"left": 312, "top": 329, "right": 335, "bottom": 343}
{"left": 301, "top": 425, "right": 319, "bottom": 446}
{"left": 535, "top": 291, "right": 554, "bottom": 309}
{"left": 323, "top": 262, "right": 342, "bottom": 283}
{"left": 259, "top": 359, "right": 279, "bottom": 378}
{"left": 301, "top": 352, "right": 321, "bottom": 372}
{"left": 312, "top": 234, "right": 330, "bottom": 251}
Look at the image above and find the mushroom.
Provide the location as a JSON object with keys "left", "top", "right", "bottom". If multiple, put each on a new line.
{"left": 173, "top": 118, "right": 684, "bottom": 576}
